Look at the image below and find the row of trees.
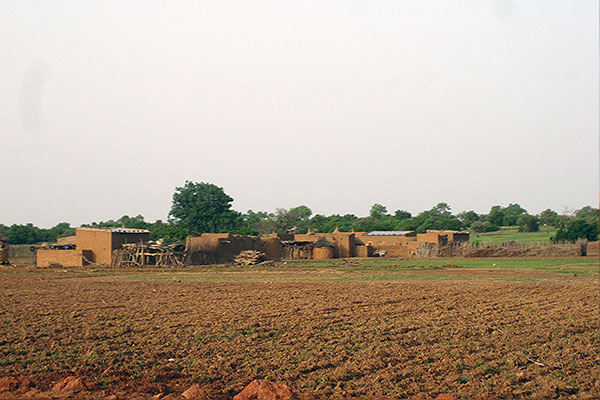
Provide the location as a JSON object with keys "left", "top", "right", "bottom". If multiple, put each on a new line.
{"left": 1, "top": 181, "right": 598, "bottom": 244}
{"left": 0, "top": 222, "right": 75, "bottom": 245}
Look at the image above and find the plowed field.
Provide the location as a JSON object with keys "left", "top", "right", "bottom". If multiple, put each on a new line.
{"left": 1, "top": 259, "right": 598, "bottom": 399}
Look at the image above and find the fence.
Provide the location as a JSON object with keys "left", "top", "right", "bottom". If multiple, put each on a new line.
{"left": 417, "top": 240, "right": 587, "bottom": 258}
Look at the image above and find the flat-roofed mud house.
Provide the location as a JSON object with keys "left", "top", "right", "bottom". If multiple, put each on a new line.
{"left": 416, "top": 230, "right": 470, "bottom": 245}
{"left": 354, "top": 231, "right": 419, "bottom": 257}
{"left": 36, "top": 227, "right": 149, "bottom": 267}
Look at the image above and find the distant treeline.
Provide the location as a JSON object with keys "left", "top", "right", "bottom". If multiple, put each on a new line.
{"left": 1, "top": 181, "right": 598, "bottom": 245}
{"left": 1, "top": 204, "right": 597, "bottom": 245}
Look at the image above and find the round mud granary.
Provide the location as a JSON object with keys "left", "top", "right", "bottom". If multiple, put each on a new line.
{"left": 312, "top": 237, "right": 334, "bottom": 260}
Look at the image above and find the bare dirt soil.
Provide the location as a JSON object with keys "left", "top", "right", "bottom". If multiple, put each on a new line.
{"left": 0, "top": 265, "right": 598, "bottom": 399}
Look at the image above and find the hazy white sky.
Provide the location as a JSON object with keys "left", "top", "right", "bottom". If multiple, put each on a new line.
{"left": 1, "top": 0, "right": 598, "bottom": 227}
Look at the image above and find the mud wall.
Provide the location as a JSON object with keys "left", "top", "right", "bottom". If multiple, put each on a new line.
{"left": 260, "top": 237, "right": 282, "bottom": 261}
{"left": 76, "top": 229, "right": 112, "bottom": 265}
{"left": 356, "top": 234, "right": 418, "bottom": 258}
{"left": 587, "top": 241, "right": 599, "bottom": 256}
{"left": 185, "top": 234, "right": 264, "bottom": 265}
{"left": 357, "top": 234, "right": 417, "bottom": 247}
{"left": 185, "top": 234, "right": 229, "bottom": 265}
{"left": 325, "top": 233, "right": 355, "bottom": 258}
{"left": 416, "top": 232, "right": 448, "bottom": 245}
{"left": 446, "top": 232, "right": 470, "bottom": 243}
{"left": 36, "top": 249, "right": 85, "bottom": 267}
{"left": 217, "top": 235, "right": 263, "bottom": 263}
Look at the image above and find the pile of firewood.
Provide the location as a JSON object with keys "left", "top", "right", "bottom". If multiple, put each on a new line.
{"left": 234, "top": 250, "right": 268, "bottom": 266}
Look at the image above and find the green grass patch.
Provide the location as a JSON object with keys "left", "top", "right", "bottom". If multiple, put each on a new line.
{"left": 3, "top": 256, "right": 597, "bottom": 283}
{"left": 77, "top": 256, "right": 599, "bottom": 283}
{"left": 472, "top": 226, "right": 558, "bottom": 244}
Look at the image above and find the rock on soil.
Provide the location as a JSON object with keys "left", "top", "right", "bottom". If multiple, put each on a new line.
{"left": 233, "top": 380, "right": 297, "bottom": 400}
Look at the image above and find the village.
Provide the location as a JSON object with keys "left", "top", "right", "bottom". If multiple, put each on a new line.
{"left": 29, "top": 227, "right": 472, "bottom": 268}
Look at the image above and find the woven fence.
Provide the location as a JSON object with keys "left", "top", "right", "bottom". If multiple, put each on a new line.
{"left": 417, "top": 240, "right": 587, "bottom": 258}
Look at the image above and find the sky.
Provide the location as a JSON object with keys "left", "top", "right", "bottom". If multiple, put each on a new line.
{"left": 1, "top": 0, "right": 598, "bottom": 228}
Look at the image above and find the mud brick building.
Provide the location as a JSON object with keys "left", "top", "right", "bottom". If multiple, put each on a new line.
{"left": 76, "top": 227, "right": 149, "bottom": 265}
{"left": 35, "top": 227, "right": 472, "bottom": 267}
{"left": 353, "top": 231, "right": 418, "bottom": 257}
{"left": 36, "top": 227, "right": 149, "bottom": 267}
{"left": 183, "top": 229, "right": 471, "bottom": 265}
{"left": 416, "top": 230, "right": 470, "bottom": 245}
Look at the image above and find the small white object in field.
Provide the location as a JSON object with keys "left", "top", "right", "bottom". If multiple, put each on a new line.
{"left": 492, "top": 263, "right": 496, "bottom": 266}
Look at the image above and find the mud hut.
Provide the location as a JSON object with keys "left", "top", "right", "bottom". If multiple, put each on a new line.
{"left": 312, "top": 237, "right": 335, "bottom": 260}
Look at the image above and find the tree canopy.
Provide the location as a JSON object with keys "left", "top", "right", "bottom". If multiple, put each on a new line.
{"left": 168, "top": 181, "right": 241, "bottom": 235}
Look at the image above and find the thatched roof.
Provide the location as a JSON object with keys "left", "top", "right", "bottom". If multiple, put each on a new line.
{"left": 313, "top": 237, "right": 334, "bottom": 248}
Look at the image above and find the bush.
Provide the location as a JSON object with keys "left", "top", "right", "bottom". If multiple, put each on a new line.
{"left": 470, "top": 221, "right": 500, "bottom": 233}
{"left": 552, "top": 219, "right": 599, "bottom": 243}
{"left": 517, "top": 214, "right": 539, "bottom": 232}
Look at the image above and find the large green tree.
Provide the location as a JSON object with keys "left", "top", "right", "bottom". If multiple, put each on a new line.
{"left": 407, "top": 203, "right": 462, "bottom": 233}
{"left": 502, "top": 203, "right": 527, "bottom": 226}
{"left": 488, "top": 206, "right": 505, "bottom": 226}
{"left": 574, "top": 206, "right": 599, "bottom": 226}
{"left": 457, "top": 211, "right": 479, "bottom": 228}
{"left": 369, "top": 204, "right": 388, "bottom": 219}
{"left": 271, "top": 205, "right": 313, "bottom": 233}
{"left": 169, "top": 181, "right": 241, "bottom": 235}
{"left": 538, "top": 209, "right": 559, "bottom": 227}
{"left": 552, "top": 219, "right": 599, "bottom": 243}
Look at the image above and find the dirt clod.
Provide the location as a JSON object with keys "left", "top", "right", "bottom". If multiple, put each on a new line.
{"left": 162, "top": 393, "right": 183, "bottom": 400}
{"left": 182, "top": 384, "right": 209, "bottom": 400}
{"left": 0, "top": 377, "right": 18, "bottom": 392}
{"left": 51, "top": 376, "right": 85, "bottom": 396}
{"left": 434, "top": 394, "right": 457, "bottom": 400}
{"left": 233, "top": 380, "right": 297, "bottom": 400}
